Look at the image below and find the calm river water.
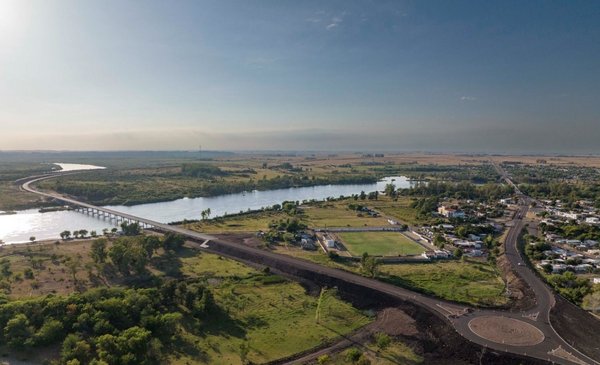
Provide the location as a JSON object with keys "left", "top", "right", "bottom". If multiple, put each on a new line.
{"left": 0, "top": 176, "right": 414, "bottom": 244}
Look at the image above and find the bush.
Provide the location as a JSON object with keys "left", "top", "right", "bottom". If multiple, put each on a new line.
{"left": 344, "top": 347, "right": 362, "bottom": 362}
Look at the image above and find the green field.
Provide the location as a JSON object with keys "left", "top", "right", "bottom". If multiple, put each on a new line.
{"left": 338, "top": 231, "right": 426, "bottom": 256}
{"left": 379, "top": 260, "right": 508, "bottom": 306}
{"left": 302, "top": 202, "right": 390, "bottom": 228}
{"left": 177, "top": 251, "right": 372, "bottom": 364}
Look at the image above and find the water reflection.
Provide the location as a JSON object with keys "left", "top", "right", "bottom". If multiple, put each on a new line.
{"left": 1, "top": 176, "right": 415, "bottom": 244}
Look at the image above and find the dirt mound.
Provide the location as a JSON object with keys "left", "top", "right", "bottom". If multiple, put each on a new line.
{"left": 377, "top": 307, "right": 419, "bottom": 337}
{"left": 497, "top": 251, "right": 536, "bottom": 310}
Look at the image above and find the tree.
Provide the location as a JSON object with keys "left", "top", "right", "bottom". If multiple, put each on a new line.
{"left": 109, "top": 241, "right": 132, "bottom": 275}
{"left": 60, "top": 230, "right": 72, "bottom": 240}
{"left": 79, "top": 229, "right": 88, "bottom": 238}
{"left": 111, "top": 227, "right": 118, "bottom": 234}
{"left": 360, "top": 253, "right": 379, "bottom": 278}
{"left": 66, "top": 258, "right": 80, "bottom": 284}
{"left": 90, "top": 239, "right": 108, "bottom": 264}
{"left": 29, "top": 236, "right": 36, "bottom": 243}
{"left": 33, "top": 319, "right": 64, "bottom": 346}
{"left": 384, "top": 183, "right": 396, "bottom": 197}
{"left": 453, "top": 248, "right": 463, "bottom": 258}
{"left": 141, "top": 236, "right": 161, "bottom": 258}
{"left": 90, "top": 230, "right": 98, "bottom": 238}
{"left": 61, "top": 334, "right": 92, "bottom": 364}
{"left": 163, "top": 233, "right": 185, "bottom": 251}
{"left": 120, "top": 222, "right": 141, "bottom": 236}
{"left": 4, "top": 313, "right": 32, "bottom": 348}
{"left": 201, "top": 208, "right": 212, "bottom": 221}
{"left": 583, "top": 291, "right": 600, "bottom": 313}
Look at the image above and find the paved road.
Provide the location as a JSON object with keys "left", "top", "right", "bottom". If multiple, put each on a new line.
{"left": 20, "top": 172, "right": 599, "bottom": 365}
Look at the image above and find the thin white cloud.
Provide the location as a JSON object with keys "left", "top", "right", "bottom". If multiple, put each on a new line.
{"left": 326, "top": 14, "right": 344, "bottom": 30}
{"left": 460, "top": 96, "right": 477, "bottom": 101}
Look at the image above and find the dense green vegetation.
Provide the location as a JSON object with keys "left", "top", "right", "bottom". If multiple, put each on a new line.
{"left": 40, "top": 167, "right": 377, "bottom": 206}
{"left": 370, "top": 163, "right": 499, "bottom": 184}
{"left": 520, "top": 182, "right": 600, "bottom": 208}
{"left": 0, "top": 281, "right": 213, "bottom": 364}
{"left": 541, "top": 221, "right": 600, "bottom": 241}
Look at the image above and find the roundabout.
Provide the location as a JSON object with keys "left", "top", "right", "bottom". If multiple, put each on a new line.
{"left": 468, "top": 316, "right": 545, "bottom": 347}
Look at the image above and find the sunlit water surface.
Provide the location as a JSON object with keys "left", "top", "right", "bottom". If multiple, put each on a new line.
{"left": 1, "top": 176, "right": 415, "bottom": 244}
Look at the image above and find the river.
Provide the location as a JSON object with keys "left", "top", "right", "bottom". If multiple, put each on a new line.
{"left": 0, "top": 176, "right": 415, "bottom": 244}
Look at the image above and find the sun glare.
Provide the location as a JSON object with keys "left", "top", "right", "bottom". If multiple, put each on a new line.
{"left": 0, "top": 0, "right": 21, "bottom": 33}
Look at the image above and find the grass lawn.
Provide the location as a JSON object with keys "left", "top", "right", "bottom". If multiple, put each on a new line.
{"left": 174, "top": 251, "right": 372, "bottom": 364}
{"left": 270, "top": 244, "right": 507, "bottom": 307}
{"left": 301, "top": 201, "right": 389, "bottom": 228}
{"left": 379, "top": 260, "right": 508, "bottom": 307}
{"left": 188, "top": 210, "right": 288, "bottom": 233}
{"left": 368, "top": 196, "right": 429, "bottom": 226}
{"left": 328, "top": 340, "right": 423, "bottom": 365}
{"left": 338, "top": 231, "right": 426, "bottom": 256}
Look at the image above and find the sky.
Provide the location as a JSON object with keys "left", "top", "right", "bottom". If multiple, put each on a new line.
{"left": 1, "top": 0, "right": 599, "bottom": 153}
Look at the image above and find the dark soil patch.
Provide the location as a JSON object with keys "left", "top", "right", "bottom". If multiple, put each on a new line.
{"left": 550, "top": 295, "right": 600, "bottom": 361}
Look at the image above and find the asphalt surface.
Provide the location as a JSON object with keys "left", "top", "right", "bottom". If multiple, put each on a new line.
{"left": 20, "top": 171, "right": 600, "bottom": 365}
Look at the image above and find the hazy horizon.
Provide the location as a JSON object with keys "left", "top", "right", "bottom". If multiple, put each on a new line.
{"left": 1, "top": 1, "right": 599, "bottom": 153}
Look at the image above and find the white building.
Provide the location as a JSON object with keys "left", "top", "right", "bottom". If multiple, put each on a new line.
{"left": 437, "top": 205, "right": 466, "bottom": 218}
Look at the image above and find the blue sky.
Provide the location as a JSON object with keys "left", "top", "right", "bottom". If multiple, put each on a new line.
{"left": 1, "top": 0, "right": 599, "bottom": 152}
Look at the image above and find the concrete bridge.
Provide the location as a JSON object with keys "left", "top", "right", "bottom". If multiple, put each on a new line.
{"left": 20, "top": 173, "right": 213, "bottom": 238}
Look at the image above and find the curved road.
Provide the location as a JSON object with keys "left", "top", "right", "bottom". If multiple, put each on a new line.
{"left": 20, "top": 172, "right": 599, "bottom": 365}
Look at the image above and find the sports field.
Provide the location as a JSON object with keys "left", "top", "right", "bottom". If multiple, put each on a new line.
{"left": 337, "top": 231, "right": 426, "bottom": 256}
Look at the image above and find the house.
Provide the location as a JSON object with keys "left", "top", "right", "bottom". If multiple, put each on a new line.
{"left": 556, "top": 211, "right": 580, "bottom": 220}
{"left": 454, "top": 240, "right": 475, "bottom": 248}
{"left": 574, "top": 264, "right": 593, "bottom": 273}
{"left": 552, "top": 264, "right": 567, "bottom": 273}
{"left": 499, "top": 198, "right": 514, "bottom": 205}
{"left": 300, "top": 238, "right": 316, "bottom": 251}
{"left": 387, "top": 219, "right": 399, "bottom": 225}
{"left": 325, "top": 239, "right": 336, "bottom": 249}
{"left": 592, "top": 278, "right": 600, "bottom": 285}
{"left": 433, "top": 250, "right": 450, "bottom": 258}
{"left": 437, "top": 205, "right": 466, "bottom": 219}
{"left": 466, "top": 250, "right": 484, "bottom": 257}
{"left": 468, "top": 234, "right": 480, "bottom": 241}
{"left": 585, "top": 217, "right": 600, "bottom": 225}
